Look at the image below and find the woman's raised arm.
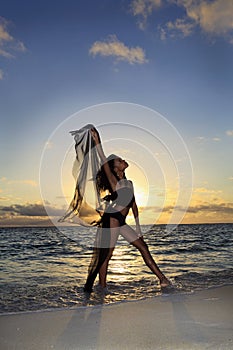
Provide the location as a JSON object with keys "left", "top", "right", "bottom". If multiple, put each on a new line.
{"left": 90, "top": 128, "right": 117, "bottom": 191}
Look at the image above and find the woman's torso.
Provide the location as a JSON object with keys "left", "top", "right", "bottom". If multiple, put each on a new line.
{"left": 110, "top": 179, "right": 135, "bottom": 216}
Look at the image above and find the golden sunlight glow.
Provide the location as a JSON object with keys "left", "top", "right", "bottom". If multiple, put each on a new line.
{"left": 57, "top": 138, "right": 233, "bottom": 226}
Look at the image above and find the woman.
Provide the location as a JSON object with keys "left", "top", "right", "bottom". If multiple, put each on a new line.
{"left": 84, "top": 127, "right": 170, "bottom": 292}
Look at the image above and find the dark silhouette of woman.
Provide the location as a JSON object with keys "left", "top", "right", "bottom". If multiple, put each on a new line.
{"left": 83, "top": 127, "right": 170, "bottom": 293}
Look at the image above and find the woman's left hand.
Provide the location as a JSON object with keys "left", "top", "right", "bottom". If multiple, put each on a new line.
{"left": 90, "top": 128, "right": 101, "bottom": 144}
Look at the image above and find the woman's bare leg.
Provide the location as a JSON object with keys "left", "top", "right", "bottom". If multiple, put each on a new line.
{"left": 131, "top": 237, "right": 170, "bottom": 286}
{"left": 98, "top": 218, "right": 120, "bottom": 288}
{"left": 120, "top": 225, "right": 170, "bottom": 287}
{"left": 98, "top": 247, "right": 115, "bottom": 288}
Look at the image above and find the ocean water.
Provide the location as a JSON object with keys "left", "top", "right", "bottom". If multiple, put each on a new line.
{"left": 0, "top": 224, "right": 233, "bottom": 314}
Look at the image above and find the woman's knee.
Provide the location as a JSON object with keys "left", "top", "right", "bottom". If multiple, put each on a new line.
{"left": 106, "top": 248, "right": 114, "bottom": 261}
{"left": 132, "top": 238, "right": 148, "bottom": 252}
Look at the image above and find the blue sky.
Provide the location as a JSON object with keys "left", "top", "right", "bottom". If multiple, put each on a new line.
{"left": 0, "top": 0, "right": 233, "bottom": 225}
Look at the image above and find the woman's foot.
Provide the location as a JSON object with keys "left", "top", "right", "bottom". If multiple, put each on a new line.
{"left": 160, "top": 276, "right": 171, "bottom": 288}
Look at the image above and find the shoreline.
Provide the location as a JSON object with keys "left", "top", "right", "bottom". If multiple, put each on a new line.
{"left": 1, "top": 285, "right": 232, "bottom": 350}
{"left": 0, "top": 283, "right": 232, "bottom": 317}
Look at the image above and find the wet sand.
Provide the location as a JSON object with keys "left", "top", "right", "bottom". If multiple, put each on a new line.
{"left": 0, "top": 285, "right": 232, "bottom": 350}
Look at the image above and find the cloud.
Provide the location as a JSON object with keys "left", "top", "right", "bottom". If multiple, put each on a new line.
{"left": 184, "top": 202, "right": 233, "bottom": 215}
{"left": 195, "top": 135, "right": 222, "bottom": 143}
{"left": 140, "top": 200, "right": 233, "bottom": 218}
{"left": 0, "top": 201, "right": 97, "bottom": 226}
{"left": 0, "top": 197, "right": 97, "bottom": 219}
{"left": 1, "top": 203, "right": 48, "bottom": 216}
{"left": 89, "top": 35, "right": 148, "bottom": 64}
{"left": 0, "top": 177, "right": 37, "bottom": 187}
{"left": 193, "top": 187, "right": 222, "bottom": 194}
{"left": 0, "top": 213, "right": 53, "bottom": 227}
{"left": 9, "top": 180, "right": 38, "bottom": 187}
{"left": 164, "top": 18, "right": 196, "bottom": 38}
{"left": 130, "top": 0, "right": 162, "bottom": 29}
{"left": 182, "top": 0, "right": 233, "bottom": 35}
{"left": 0, "top": 17, "right": 13, "bottom": 51}
{"left": 129, "top": 0, "right": 233, "bottom": 43}
{"left": 0, "top": 197, "right": 9, "bottom": 201}
{"left": 0, "top": 17, "right": 13, "bottom": 39}
{"left": 0, "top": 17, "right": 26, "bottom": 57}
{"left": 226, "top": 130, "right": 233, "bottom": 136}
{"left": 3, "top": 203, "right": 70, "bottom": 217}
{"left": 0, "top": 16, "right": 26, "bottom": 78}
{"left": 0, "top": 177, "right": 7, "bottom": 181}
{"left": 168, "top": 0, "right": 233, "bottom": 43}
{"left": 154, "top": 201, "right": 233, "bottom": 215}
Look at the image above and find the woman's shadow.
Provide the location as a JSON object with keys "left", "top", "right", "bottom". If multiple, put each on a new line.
{"left": 55, "top": 289, "right": 106, "bottom": 350}
{"left": 168, "top": 291, "right": 207, "bottom": 344}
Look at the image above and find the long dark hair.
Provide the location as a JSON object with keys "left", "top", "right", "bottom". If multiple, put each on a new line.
{"left": 96, "top": 154, "right": 118, "bottom": 194}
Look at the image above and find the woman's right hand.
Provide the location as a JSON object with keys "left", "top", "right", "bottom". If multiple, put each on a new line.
{"left": 90, "top": 128, "right": 101, "bottom": 144}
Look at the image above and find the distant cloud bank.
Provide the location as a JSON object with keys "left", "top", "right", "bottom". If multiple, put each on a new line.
{"left": 1, "top": 199, "right": 233, "bottom": 226}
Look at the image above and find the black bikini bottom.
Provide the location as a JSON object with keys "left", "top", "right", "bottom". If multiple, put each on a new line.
{"left": 105, "top": 209, "right": 126, "bottom": 226}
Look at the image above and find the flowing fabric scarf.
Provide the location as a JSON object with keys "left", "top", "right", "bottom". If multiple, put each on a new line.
{"left": 59, "top": 124, "right": 111, "bottom": 292}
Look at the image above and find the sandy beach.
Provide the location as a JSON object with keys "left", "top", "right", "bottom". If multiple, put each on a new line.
{"left": 0, "top": 285, "right": 232, "bottom": 350}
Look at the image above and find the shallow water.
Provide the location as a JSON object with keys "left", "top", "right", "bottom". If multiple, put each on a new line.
{"left": 0, "top": 224, "right": 233, "bottom": 313}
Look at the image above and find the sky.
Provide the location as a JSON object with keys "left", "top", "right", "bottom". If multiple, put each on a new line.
{"left": 0, "top": 0, "right": 233, "bottom": 226}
